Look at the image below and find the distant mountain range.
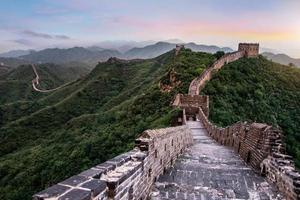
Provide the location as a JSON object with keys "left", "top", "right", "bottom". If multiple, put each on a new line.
{"left": 1, "top": 42, "right": 299, "bottom": 72}
{"left": 0, "top": 49, "right": 35, "bottom": 58}
{"left": 124, "top": 42, "right": 233, "bottom": 59}
{"left": 262, "top": 52, "right": 300, "bottom": 67}
{"left": 0, "top": 42, "right": 234, "bottom": 70}
{"left": 20, "top": 47, "right": 121, "bottom": 66}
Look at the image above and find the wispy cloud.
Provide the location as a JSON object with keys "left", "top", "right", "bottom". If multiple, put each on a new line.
{"left": 22, "top": 30, "right": 70, "bottom": 40}
{"left": 13, "top": 39, "right": 34, "bottom": 46}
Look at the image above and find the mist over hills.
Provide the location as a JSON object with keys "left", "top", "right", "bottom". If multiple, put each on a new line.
{"left": 0, "top": 41, "right": 233, "bottom": 68}
{"left": 123, "top": 42, "right": 233, "bottom": 59}
{"left": 0, "top": 57, "right": 32, "bottom": 68}
{"left": 262, "top": 52, "right": 300, "bottom": 67}
{"left": 20, "top": 47, "right": 122, "bottom": 66}
{"left": 0, "top": 50, "right": 35, "bottom": 58}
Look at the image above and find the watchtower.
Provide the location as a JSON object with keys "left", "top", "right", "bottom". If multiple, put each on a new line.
{"left": 238, "top": 43, "right": 259, "bottom": 57}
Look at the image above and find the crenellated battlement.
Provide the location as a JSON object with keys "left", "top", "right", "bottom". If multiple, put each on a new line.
{"left": 197, "top": 107, "right": 300, "bottom": 200}
{"left": 33, "top": 126, "right": 193, "bottom": 200}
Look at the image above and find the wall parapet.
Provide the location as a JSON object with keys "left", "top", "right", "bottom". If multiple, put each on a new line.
{"left": 33, "top": 126, "right": 193, "bottom": 200}
{"left": 172, "top": 94, "right": 209, "bottom": 117}
{"left": 197, "top": 107, "right": 300, "bottom": 200}
{"left": 189, "top": 50, "right": 245, "bottom": 95}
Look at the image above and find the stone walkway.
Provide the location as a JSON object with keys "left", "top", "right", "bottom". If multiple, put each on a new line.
{"left": 151, "top": 121, "right": 282, "bottom": 200}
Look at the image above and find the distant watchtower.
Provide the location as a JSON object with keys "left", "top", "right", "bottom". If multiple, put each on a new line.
{"left": 238, "top": 43, "right": 259, "bottom": 57}
{"left": 175, "top": 44, "right": 184, "bottom": 55}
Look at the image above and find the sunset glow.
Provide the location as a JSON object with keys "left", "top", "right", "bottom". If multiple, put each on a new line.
{"left": 0, "top": 0, "right": 300, "bottom": 56}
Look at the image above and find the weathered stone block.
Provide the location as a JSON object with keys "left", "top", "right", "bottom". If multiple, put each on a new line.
{"left": 60, "top": 175, "right": 88, "bottom": 187}
{"left": 80, "top": 179, "right": 106, "bottom": 197}
{"left": 58, "top": 189, "right": 91, "bottom": 200}
{"left": 96, "top": 162, "right": 115, "bottom": 172}
{"left": 33, "top": 184, "right": 70, "bottom": 200}
{"left": 79, "top": 168, "right": 105, "bottom": 179}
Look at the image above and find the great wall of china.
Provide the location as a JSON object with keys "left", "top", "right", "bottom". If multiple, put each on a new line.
{"left": 31, "top": 64, "right": 67, "bottom": 93}
{"left": 33, "top": 43, "right": 300, "bottom": 200}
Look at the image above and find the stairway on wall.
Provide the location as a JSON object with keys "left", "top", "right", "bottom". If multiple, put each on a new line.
{"left": 150, "top": 121, "right": 282, "bottom": 200}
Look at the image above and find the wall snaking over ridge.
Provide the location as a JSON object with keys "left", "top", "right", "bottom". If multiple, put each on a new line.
{"left": 182, "top": 43, "right": 300, "bottom": 200}
{"left": 189, "top": 51, "right": 245, "bottom": 95}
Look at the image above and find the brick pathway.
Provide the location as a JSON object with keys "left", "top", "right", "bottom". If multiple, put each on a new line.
{"left": 151, "top": 121, "right": 282, "bottom": 200}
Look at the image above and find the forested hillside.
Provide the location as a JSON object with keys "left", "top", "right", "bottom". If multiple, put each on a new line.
{"left": 0, "top": 49, "right": 215, "bottom": 200}
{"left": 0, "top": 63, "right": 88, "bottom": 105}
{"left": 202, "top": 56, "right": 300, "bottom": 167}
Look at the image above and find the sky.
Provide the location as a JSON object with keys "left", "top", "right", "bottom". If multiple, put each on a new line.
{"left": 0, "top": 0, "right": 300, "bottom": 57}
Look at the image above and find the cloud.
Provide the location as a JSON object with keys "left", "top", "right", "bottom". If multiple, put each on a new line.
{"left": 22, "top": 30, "right": 70, "bottom": 40}
{"left": 35, "top": 6, "right": 69, "bottom": 15}
{"left": 55, "top": 35, "right": 70, "bottom": 40}
{"left": 23, "top": 30, "right": 52, "bottom": 39}
{"left": 13, "top": 39, "right": 34, "bottom": 46}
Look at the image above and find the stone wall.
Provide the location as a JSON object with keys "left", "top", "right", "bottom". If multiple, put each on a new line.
{"left": 189, "top": 50, "right": 245, "bottom": 95}
{"left": 33, "top": 126, "right": 193, "bottom": 200}
{"left": 184, "top": 42, "right": 299, "bottom": 199}
{"left": 197, "top": 107, "right": 300, "bottom": 200}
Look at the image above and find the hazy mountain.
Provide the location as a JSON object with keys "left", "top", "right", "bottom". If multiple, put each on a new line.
{"left": 262, "top": 52, "right": 300, "bottom": 67}
{"left": 94, "top": 40, "right": 156, "bottom": 53}
{"left": 86, "top": 46, "right": 106, "bottom": 52}
{"left": 260, "top": 47, "right": 280, "bottom": 54}
{"left": 0, "top": 49, "right": 35, "bottom": 58}
{"left": 0, "top": 57, "right": 32, "bottom": 68}
{"left": 1, "top": 41, "right": 234, "bottom": 68}
{"left": 21, "top": 47, "right": 121, "bottom": 66}
{"left": 124, "top": 42, "right": 233, "bottom": 59}
{"left": 163, "top": 39, "right": 185, "bottom": 44}
{"left": 185, "top": 42, "right": 233, "bottom": 53}
{"left": 124, "top": 42, "right": 175, "bottom": 59}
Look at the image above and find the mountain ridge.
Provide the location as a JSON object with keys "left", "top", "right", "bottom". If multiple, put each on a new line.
{"left": 262, "top": 52, "right": 300, "bottom": 67}
{"left": 1, "top": 42, "right": 233, "bottom": 66}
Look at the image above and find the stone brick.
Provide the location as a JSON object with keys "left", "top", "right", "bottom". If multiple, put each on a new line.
{"left": 79, "top": 168, "right": 105, "bottom": 179}
{"left": 80, "top": 179, "right": 106, "bottom": 197}
{"left": 60, "top": 175, "right": 89, "bottom": 187}
{"left": 58, "top": 189, "right": 91, "bottom": 200}
{"left": 95, "top": 162, "right": 115, "bottom": 172}
{"left": 33, "top": 184, "right": 70, "bottom": 200}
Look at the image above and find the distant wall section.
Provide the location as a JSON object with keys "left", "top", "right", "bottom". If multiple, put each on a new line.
{"left": 189, "top": 43, "right": 259, "bottom": 96}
